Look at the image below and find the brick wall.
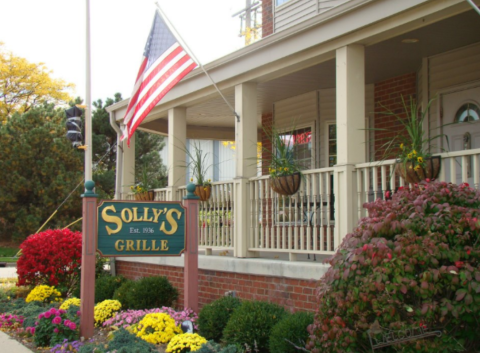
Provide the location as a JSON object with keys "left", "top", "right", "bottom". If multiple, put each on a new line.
{"left": 374, "top": 72, "right": 417, "bottom": 161}
{"left": 116, "top": 260, "right": 318, "bottom": 313}
{"left": 262, "top": 0, "right": 274, "bottom": 37}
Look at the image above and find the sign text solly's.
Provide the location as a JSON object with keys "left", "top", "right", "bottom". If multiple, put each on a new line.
{"left": 97, "top": 201, "right": 186, "bottom": 257}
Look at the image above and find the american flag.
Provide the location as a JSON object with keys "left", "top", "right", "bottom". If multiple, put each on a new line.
{"left": 123, "top": 11, "right": 197, "bottom": 145}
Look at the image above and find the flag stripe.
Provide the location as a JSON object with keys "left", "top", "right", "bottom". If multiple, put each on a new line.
{"left": 122, "top": 11, "right": 196, "bottom": 146}
{"left": 132, "top": 52, "right": 192, "bottom": 122}
{"left": 124, "top": 57, "right": 148, "bottom": 126}
{"left": 129, "top": 58, "right": 196, "bottom": 132}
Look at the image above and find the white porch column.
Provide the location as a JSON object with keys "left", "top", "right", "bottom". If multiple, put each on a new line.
{"left": 234, "top": 82, "right": 259, "bottom": 258}
{"left": 121, "top": 130, "right": 135, "bottom": 199}
{"left": 167, "top": 107, "right": 187, "bottom": 201}
{"left": 335, "top": 44, "right": 365, "bottom": 241}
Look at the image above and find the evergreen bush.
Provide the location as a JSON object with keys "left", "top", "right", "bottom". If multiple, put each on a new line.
{"left": 198, "top": 296, "right": 241, "bottom": 342}
{"left": 307, "top": 181, "right": 480, "bottom": 352}
{"left": 95, "top": 275, "right": 127, "bottom": 303}
{"left": 77, "top": 328, "right": 156, "bottom": 353}
{"left": 196, "top": 340, "right": 240, "bottom": 353}
{"left": 113, "top": 276, "right": 178, "bottom": 310}
{"left": 112, "top": 279, "right": 136, "bottom": 309}
{"left": 222, "top": 300, "right": 287, "bottom": 352}
{"left": 269, "top": 311, "right": 313, "bottom": 353}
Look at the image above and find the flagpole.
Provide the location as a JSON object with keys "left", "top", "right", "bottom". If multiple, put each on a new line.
{"left": 155, "top": 2, "right": 241, "bottom": 122}
{"left": 85, "top": 0, "right": 92, "bottom": 180}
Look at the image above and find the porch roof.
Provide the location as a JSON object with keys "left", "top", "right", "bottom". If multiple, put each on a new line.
{"left": 107, "top": 0, "right": 480, "bottom": 138}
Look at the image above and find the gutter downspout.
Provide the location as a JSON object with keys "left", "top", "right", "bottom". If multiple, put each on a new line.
{"left": 108, "top": 111, "right": 123, "bottom": 276}
{"left": 465, "top": 0, "right": 480, "bottom": 16}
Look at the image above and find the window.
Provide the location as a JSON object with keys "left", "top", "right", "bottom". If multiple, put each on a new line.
{"left": 276, "top": 0, "right": 291, "bottom": 6}
{"left": 279, "top": 126, "right": 313, "bottom": 170}
{"left": 455, "top": 103, "right": 480, "bottom": 122}
{"left": 327, "top": 123, "right": 337, "bottom": 167}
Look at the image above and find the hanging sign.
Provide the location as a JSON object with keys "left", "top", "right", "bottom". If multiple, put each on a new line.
{"left": 97, "top": 200, "right": 186, "bottom": 257}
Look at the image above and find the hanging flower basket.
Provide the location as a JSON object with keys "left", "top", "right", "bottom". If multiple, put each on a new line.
{"left": 395, "top": 156, "right": 441, "bottom": 184}
{"left": 135, "top": 190, "right": 154, "bottom": 201}
{"left": 269, "top": 172, "right": 301, "bottom": 196}
{"left": 194, "top": 185, "right": 211, "bottom": 201}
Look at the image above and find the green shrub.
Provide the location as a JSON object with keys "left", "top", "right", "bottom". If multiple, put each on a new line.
{"left": 198, "top": 296, "right": 241, "bottom": 341}
{"left": 95, "top": 275, "right": 127, "bottom": 303}
{"left": 269, "top": 311, "right": 313, "bottom": 353}
{"left": 307, "top": 181, "right": 480, "bottom": 353}
{"left": 112, "top": 279, "right": 135, "bottom": 308}
{"left": 78, "top": 328, "right": 156, "bottom": 353}
{"left": 196, "top": 340, "right": 240, "bottom": 353}
{"left": 222, "top": 300, "right": 287, "bottom": 352}
{"left": 112, "top": 276, "right": 178, "bottom": 310}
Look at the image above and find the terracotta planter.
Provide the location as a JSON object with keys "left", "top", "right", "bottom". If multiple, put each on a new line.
{"left": 269, "top": 172, "right": 301, "bottom": 196}
{"left": 134, "top": 190, "right": 154, "bottom": 201}
{"left": 395, "top": 156, "right": 441, "bottom": 184}
{"left": 195, "top": 185, "right": 211, "bottom": 201}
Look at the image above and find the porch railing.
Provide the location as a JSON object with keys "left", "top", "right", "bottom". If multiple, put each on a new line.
{"left": 248, "top": 168, "right": 337, "bottom": 260}
{"left": 120, "top": 148, "right": 480, "bottom": 261}
{"left": 354, "top": 148, "right": 480, "bottom": 219}
{"left": 177, "top": 182, "right": 235, "bottom": 254}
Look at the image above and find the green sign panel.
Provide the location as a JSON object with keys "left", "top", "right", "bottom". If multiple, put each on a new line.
{"left": 97, "top": 200, "right": 186, "bottom": 257}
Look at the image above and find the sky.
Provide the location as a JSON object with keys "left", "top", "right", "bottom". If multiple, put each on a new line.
{"left": 0, "top": 0, "right": 247, "bottom": 103}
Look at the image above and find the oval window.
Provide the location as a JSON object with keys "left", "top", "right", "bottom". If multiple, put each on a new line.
{"left": 455, "top": 103, "right": 480, "bottom": 122}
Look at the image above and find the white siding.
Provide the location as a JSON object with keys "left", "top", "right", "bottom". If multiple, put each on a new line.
{"left": 159, "top": 138, "right": 236, "bottom": 183}
{"left": 274, "top": 0, "right": 350, "bottom": 32}
{"left": 428, "top": 43, "right": 480, "bottom": 141}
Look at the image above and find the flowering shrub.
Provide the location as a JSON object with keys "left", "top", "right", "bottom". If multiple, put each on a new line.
{"left": 94, "top": 299, "right": 121, "bottom": 327}
{"left": 59, "top": 297, "right": 81, "bottom": 311}
{"left": 103, "top": 307, "right": 198, "bottom": 330}
{"left": 0, "top": 313, "right": 24, "bottom": 330}
{"left": 17, "top": 229, "right": 82, "bottom": 296}
{"left": 33, "top": 307, "right": 79, "bottom": 347}
{"left": 166, "top": 333, "right": 207, "bottom": 353}
{"left": 307, "top": 181, "right": 480, "bottom": 352}
{"left": 134, "top": 312, "right": 182, "bottom": 344}
{"left": 25, "top": 285, "right": 62, "bottom": 304}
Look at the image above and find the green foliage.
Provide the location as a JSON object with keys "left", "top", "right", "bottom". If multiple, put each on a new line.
{"left": 77, "top": 328, "right": 157, "bottom": 353}
{"left": 95, "top": 275, "right": 128, "bottom": 303}
{"left": 196, "top": 340, "right": 240, "bottom": 353}
{"left": 0, "top": 105, "right": 83, "bottom": 240}
{"left": 307, "top": 181, "right": 480, "bottom": 353}
{"left": 112, "top": 276, "right": 178, "bottom": 310}
{"left": 112, "top": 279, "right": 135, "bottom": 308}
{"left": 0, "top": 245, "right": 18, "bottom": 257}
{"left": 269, "top": 311, "right": 313, "bottom": 353}
{"left": 135, "top": 130, "right": 167, "bottom": 189}
{"left": 222, "top": 300, "right": 287, "bottom": 352}
{"left": 91, "top": 94, "right": 122, "bottom": 199}
{"left": 198, "top": 296, "right": 241, "bottom": 341}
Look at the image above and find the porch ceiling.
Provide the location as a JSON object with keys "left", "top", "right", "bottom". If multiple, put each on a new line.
{"left": 142, "top": 8, "right": 480, "bottom": 136}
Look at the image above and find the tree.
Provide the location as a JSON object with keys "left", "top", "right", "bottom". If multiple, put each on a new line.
{"left": 0, "top": 44, "right": 74, "bottom": 120}
{"left": 0, "top": 104, "right": 83, "bottom": 241}
{"left": 91, "top": 93, "right": 167, "bottom": 198}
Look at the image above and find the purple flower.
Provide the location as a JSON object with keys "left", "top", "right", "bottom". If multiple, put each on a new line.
{"left": 68, "top": 322, "right": 77, "bottom": 330}
{"left": 53, "top": 328, "right": 59, "bottom": 333}
{"left": 44, "top": 312, "right": 52, "bottom": 319}
{"left": 38, "top": 313, "right": 44, "bottom": 319}
{"left": 50, "top": 308, "right": 57, "bottom": 314}
{"left": 52, "top": 316, "right": 62, "bottom": 325}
